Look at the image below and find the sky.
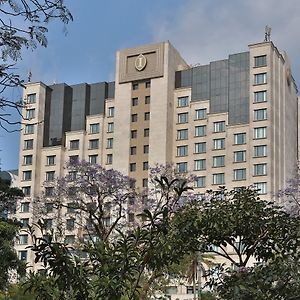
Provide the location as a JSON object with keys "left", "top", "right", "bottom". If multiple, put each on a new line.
{"left": 1, "top": 0, "right": 300, "bottom": 171}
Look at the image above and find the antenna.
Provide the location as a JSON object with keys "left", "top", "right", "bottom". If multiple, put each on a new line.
{"left": 27, "top": 70, "right": 32, "bottom": 82}
{"left": 264, "top": 26, "right": 271, "bottom": 42}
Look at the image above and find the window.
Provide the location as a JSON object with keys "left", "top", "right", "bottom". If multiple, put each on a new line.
{"left": 132, "top": 97, "right": 138, "bottom": 106}
{"left": 234, "top": 169, "right": 246, "bottom": 181}
{"left": 254, "top": 182, "right": 267, "bottom": 194}
{"left": 195, "top": 142, "right": 206, "bottom": 154}
{"left": 69, "top": 155, "right": 78, "bottom": 163}
{"left": 177, "top": 145, "right": 188, "bottom": 157}
{"left": 107, "top": 138, "right": 113, "bottom": 149}
{"left": 177, "top": 162, "right": 187, "bottom": 173}
{"left": 254, "top": 127, "right": 267, "bottom": 139}
{"left": 24, "top": 124, "right": 34, "bottom": 134}
{"left": 213, "top": 173, "right": 225, "bottom": 185}
{"left": 195, "top": 108, "right": 207, "bottom": 120}
{"left": 213, "top": 155, "right": 225, "bottom": 167}
{"left": 254, "top": 163, "right": 267, "bottom": 176}
{"left": 20, "top": 218, "right": 29, "bottom": 228}
{"left": 46, "top": 171, "right": 55, "bottom": 181}
{"left": 254, "top": 73, "right": 267, "bottom": 84}
{"left": 144, "top": 112, "right": 150, "bottom": 121}
{"left": 254, "top": 145, "right": 267, "bottom": 157}
{"left": 195, "top": 176, "right": 206, "bottom": 188}
{"left": 69, "top": 171, "right": 77, "bottom": 181}
{"left": 23, "top": 171, "right": 32, "bottom": 181}
{"left": 89, "top": 139, "right": 99, "bottom": 149}
{"left": 234, "top": 150, "right": 246, "bottom": 162}
{"left": 234, "top": 133, "right": 246, "bottom": 145}
{"left": 65, "top": 235, "right": 75, "bottom": 244}
{"left": 144, "top": 145, "right": 149, "bottom": 154}
{"left": 47, "top": 155, "right": 55, "bottom": 165}
{"left": 70, "top": 139, "right": 79, "bottom": 150}
{"left": 23, "top": 155, "right": 32, "bottom": 165}
{"left": 254, "top": 91, "right": 267, "bottom": 103}
{"left": 24, "top": 139, "right": 33, "bottom": 150}
{"left": 131, "top": 114, "right": 138, "bottom": 122}
{"left": 130, "top": 163, "right": 136, "bottom": 172}
{"left": 44, "top": 219, "right": 53, "bottom": 229}
{"left": 20, "top": 202, "right": 30, "bottom": 213}
{"left": 213, "top": 121, "right": 225, "bottom": 133}
{"left": 143, "top": 161, "right": 149, "bottom": 170}
{"left": 107, "top": 122, "right": 114, "bottom": 133}
{"left": 195, "top": 125, "right": 206, "bottom": 137}
{"left": 144, "top": 128, "right": 149, "bottom": 137}
{"left": 178, "top": 112, "right": 188, "bottom": 124}
{"left": 106, "top": 154, "right": 113, "bottom": 164}
{"left": 254, "top": 109, "right": 267, "bottom": 121}
{"left": 142, "top": 178, "right": 148, "bottom": 187}
{"left": 131, "top": 130, "right": 137, "bottom": 139}
{"left": 22, "top": 186, "right": 31, "bottom": 196}
{"left": 89, "top": 155, "right": 98, "bottom": 164}
{"left": 165, "top": 286, "right": 178, "bottom": 295}
{"left": 25, "top": 108, "right": 35, "bottom": 119}
{"left": 177, "top": 129, "right": 188, "bottom": 140}
{"left": 145, "top": 81, "right": 151, "bottom": 88}
{"left": 66, "top": 219, "right": 75, "bottom": 230}
{"left": 213, "top": 138, "right": 225, "bottom": 150}
{"left": 132, "top": 82, "right": 138, "bottom": 90}
{"left": 89, "top": 123, "right": 99, "bottom": 134}
{"left": 45, "top": 187, "right": 54, "bottom": 197}
{"left": 145, "top": 96, "right": 150, "bottom": 104}
{"left": 18, "top": 250, "right": 28, "bottom": 261}
{"left": 27, "top": 93, "right": 36, "bottom": 103}
{"left": 18, "top": 234, "right": 28, "bottom": 245}
{"left": 130, "top": 146, "right": 136, "bottom": 155}
{"left": 254, "top": 55, "right": 267, "bottom": 67}
{"left": 194, "top": 159, "right": 206, "bottom": 171}
{"left": 178, "top": 96, "right": 189, "bottom": 107}
{"left": 108, "top": 107, "right": 114, "bottom": 117}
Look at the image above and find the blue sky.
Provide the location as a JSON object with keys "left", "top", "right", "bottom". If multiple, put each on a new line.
{"left": 1, "top": 0, "right": 300, "bottom": 170}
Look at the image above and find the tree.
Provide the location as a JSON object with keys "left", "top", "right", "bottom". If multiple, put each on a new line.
{"left": 0, "top": 0, "right": 72, "bottom": 131}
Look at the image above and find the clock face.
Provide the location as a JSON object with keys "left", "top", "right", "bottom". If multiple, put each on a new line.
{"left": 135, "top": 54, "right": 147, "bottom": 71}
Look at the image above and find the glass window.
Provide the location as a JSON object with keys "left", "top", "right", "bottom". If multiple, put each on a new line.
{"left": 142, "top": 178, "right": 148, "bottom": 187}
{"left": 234, "top": 169, "right": 246, "bottom": 181}
{"left": 213, "top": 173, "right": 225, "bottom": 185}
{"left": 107, "top": 122, "right": 114, "bottom": 133}
{"left": 44, "top": 219, "right": 53, "bottom": 229}
{"left": 195, "top": 176, "right": 206, "bottom": 188}
{"left": 234, "top": 150, "right": 246, "bottom": 162}
{"left": 143, "top": 161, "right": 149, "bottom": 170}
{"left": 24, "top": 139, "right": 33, "bottom": 150}
{"left": 23, "top": 171, "right": 32, "bottom": 181}
{"left": 18, "top": 234, "right": 28, "bottom": 245}
{"left": 132, "top": 82, "right": 138, "bottom": 90}
{"left": 254, "top": 91, "right": 267, "bottom": 103}
{"left": 144, "top": 112, "right": 150, "bottom": 120}
{"left": 254, "top": 55, "right": 267, "bottom": 67}
{"left": 131, "top": 114, "right": 138, "bottom": 122}
{"left": 24, "top": 124, "right": 34, "bottom": 134}
{"left": 45, "top": 187, "right": 54, "bottom": 197}
{"left": 22, "top": 186, "right": 31, "bottom": 196}
{"left": 129, "top": 163, "right": 136, "bottom": 172}
{"left": 177, "top": 145, "right": 188, "bottom": 157}
{"left": 89, "top": 123, "right": 99, "bottom": 134}
{"left": 234, "top": 133, "right": 246, "bottom": 145}
{"left": 27, "top": 93, "right": 36, "bottom": 103}
{"left": 144, "top": 128, "right": 149, "bottom": 137}
{"left": 254, "top": 145, "right": 267, "bottom": 157}
{"left": 108, "top": 107, "right": 114, "bottom": 117}
{"left": 132, "top": 98, "right": 138, "bottom": 106}
{"left": 194, "top": 159, "right": 206, "bottom": 171}
{"left": 106, "top": 154, "right": 113, "bottom": 164}
{"left": 213, "top": 155, "right": 225, "bottom": 167}
{"left": 145, "top": 96, "right": 150, "bottom": 104}
{"left": 107, "top": 138, "right": 113, "bottom": 149}
{"left": 254, "top": 182, "right": 267, "bottom": 194}
{"left": 254, "top": 73, "right": 267, "bottom": 85}
{"left": 23, "top": 155, "right": 32, "bottom": 165}
{"left": 254, "top": 163, "right": 267, "bottom": 176}
{"left": 177, "top": 162, "right": 188, "bottom": 173}
{"left": 165, "top": 286, "right": 178, "bottom": 295}
{"left": 66, "top": 219, "right": 75, "bottom": 230}
{"left": 254, "top": 127, "right": 267, "bottom": 139}
{"left": 178, "top": 96, "right": 189, "bottom": 107}
{"left": 20, "top": 218, "right": 29, "bottom": 228}
{"left": 65, "top": 235, "right": 75, "bottom": 244}
{"left": 195, "top": 125, "right": 206, "bottom": 137}
{"left": 254, "top": 109, "right": 267, "bottom": 121}
{"left": 213, "top": 138, "right": 225, "bottom": 150}
{"left": 70, "top": 139, "right": 79, "bottom": 150}
{"left": 145, "top": 81, "right": 151, "bottom": 88}
{"left": 130, "top": 146, "right": 136, "bottom": 155}
{"left": 213, "top": 121, "right": 225, "bottom": 133}
{"left": 46, "top": 171, "right": 55, "bottom": 181}
{"left": 25, "top": 108, "right": 35, "bottom": 119}
{"left": 89, "top": 139, "right": 99, "bottom": 149}
{"left": 47, "top": 155, "right": 55, "bottom": 165}
{"left": 178, "top": 112, "right": 188, "bottom": 123}
{"left": 89, "top": 155, "right": 98, "bottom": 164}
{"left": 69, "top": 155, "right": 78, "bottom": 163}
{"left": 20, "top": 202, "right": 30, "bottom": 212}
{"left": 195, "top": 142, "right": 206, "bottom": 154}
{"left": 131, "top": 130, "right": 137, "bottom": 138}
{"left": 144, "top": 145, "right": 149, "bottom": 154}
{"left": 195, "top": 108, "right": 207, "bottom": 120}
{"left": 177, "top": 129, "right": 188, "bottom": 140}
{"left": 18, "top": 250, "right": 28, "bottom": 261}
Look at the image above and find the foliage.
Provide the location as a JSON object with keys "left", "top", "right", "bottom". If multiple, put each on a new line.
{"left": 0, "top": 0, "right": 72, "bottom": 131}
{"left": 0, "top": 283, "right": 36, "bottom": 300}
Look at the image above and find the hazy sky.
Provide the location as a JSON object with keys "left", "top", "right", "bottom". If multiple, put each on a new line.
{"left": 1, "top": 0, "right": 300, "bottom": 170}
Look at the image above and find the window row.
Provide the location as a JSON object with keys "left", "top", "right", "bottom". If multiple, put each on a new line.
{"left": 129, "top": 161, "right": 149, "bottom": 172}
{"left": 131, "top": 112, "right": 150, "bottom": 122}
{"left": 131, "top": 128, "right": 149, "bottom": 138}
{"left": 132, "top": 96, "right": 150, "bottom": 106}
{"left": 132, "top": 80, "right": 151, "bottom": 90}
{"left": 130, "top": 145, "right": 149, "bottom": 155}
